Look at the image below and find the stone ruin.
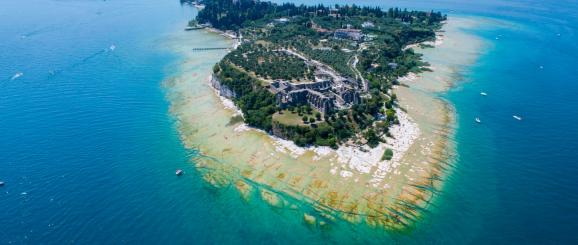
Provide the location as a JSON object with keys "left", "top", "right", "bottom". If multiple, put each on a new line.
{"left": 270, "top": 77, "right": 361, "bottom": 114}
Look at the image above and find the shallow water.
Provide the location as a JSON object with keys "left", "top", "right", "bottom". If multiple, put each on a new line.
{"left": 1, "top": 0, "right": 578, "bottom": 244}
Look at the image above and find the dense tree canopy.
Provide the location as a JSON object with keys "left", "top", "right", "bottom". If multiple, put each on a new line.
{"left": 195, "top": 0, "right": 445, "bottom": 31}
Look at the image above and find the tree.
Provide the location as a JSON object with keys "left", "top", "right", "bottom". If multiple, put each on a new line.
{"left": 364, "top": 129, "right": 380, "bottom": 148}
{"left": 309, "top": 117, "right": 316, "bottom": 124}
{"left": 382, "top": 148, "right": 394, "bottom": 160}
{"left": 386, "top": 108, "right": 396, "bottom": 122}
{"left": 302, "top": 115, "right": 309, "bottom": 123}
{"left": 315, "top": 112, "right": 321, "bottom": 120}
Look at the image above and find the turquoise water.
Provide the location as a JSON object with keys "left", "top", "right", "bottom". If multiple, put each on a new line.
{"left": 1, "top": 0, "right": 578, "bottom": 244}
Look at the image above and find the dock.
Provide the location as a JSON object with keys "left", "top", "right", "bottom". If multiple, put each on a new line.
{"left": 191, "top": 47, "right": 230, "bottom": 52}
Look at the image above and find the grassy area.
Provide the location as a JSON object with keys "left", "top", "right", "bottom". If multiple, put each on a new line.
{"left": 273, "top": 108, "right": 323, "bottom": 126}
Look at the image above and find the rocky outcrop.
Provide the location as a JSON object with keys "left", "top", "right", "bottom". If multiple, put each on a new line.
{"left": 210, "top": 74, "right": 237, "bottom": 99}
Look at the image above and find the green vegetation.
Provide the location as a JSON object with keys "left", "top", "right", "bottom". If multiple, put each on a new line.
{"left": 365, "top": 129, "right": 382, "bottom": 148}
{"left": 199, "top": 0, "right": 445, "bottom": 148}
{"left": 382, "top": 148, "right": 394, "bottom": 161}
{"left": 214, "top": 62, "right": 277, "bottom": 131}
{"left": 196, "top": 0, "right": 445, "bottom": 32}
{"left": 273, "top": 106, "right": 323, "bottom": 126}
{"left": 273, "top": 121, "right": 338, "bottom": 148}
{"left": 298, "top": 45, "right": 355, "bottom": 78}
{"left": 225, "top": 43, "right": 314, "bottom": 81}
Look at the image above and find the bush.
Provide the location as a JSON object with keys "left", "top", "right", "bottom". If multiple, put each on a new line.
{"left": 364, "top": 129, "right": 380, "bottom": 148}
{"left": 382, "top": 148, "right": 394, "bottom": 161}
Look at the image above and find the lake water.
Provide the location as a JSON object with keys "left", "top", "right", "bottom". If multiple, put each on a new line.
{"left": 1, "top": 0, "right": 577, "bottom": 244}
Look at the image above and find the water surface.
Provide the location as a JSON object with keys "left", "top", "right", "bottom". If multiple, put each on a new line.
{"left": 1, "top": 0, "right": 578, "bottom": 244}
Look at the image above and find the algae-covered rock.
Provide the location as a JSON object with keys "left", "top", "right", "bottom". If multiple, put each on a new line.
{"left": 303, "top": 213, "right": 316, "bottom": 225}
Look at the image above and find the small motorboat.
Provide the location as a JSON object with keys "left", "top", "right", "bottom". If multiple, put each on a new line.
{"left": 475, "top": 117, "right": 481, "bottom": 123}
{"left": 11, "top": 72, "right": 23, "bottom": 81}
{"left": 109, "top": 45, "right": 116, "bottom": 51}
{"left": 0, "top": 181, "right": 4, "bottom": 187}
{"left": 480, "top": 92, "right": 487, "bottom": 96}
{"left": 176, "top": 169, "right": 184, "bottom": 176}
{"left": 513, "top": 115, "right": 522, "bottom": 121}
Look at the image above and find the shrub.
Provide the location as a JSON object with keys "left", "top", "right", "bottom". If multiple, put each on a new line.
{"left": 382, "top": 148, "right": 394, "bottom": 161}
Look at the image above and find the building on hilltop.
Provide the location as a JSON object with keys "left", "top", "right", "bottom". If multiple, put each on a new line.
{"left": 334, "top": 28, "right": 363, "bottom": 41}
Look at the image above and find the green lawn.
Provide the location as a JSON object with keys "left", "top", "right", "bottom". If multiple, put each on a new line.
{"left": 272, "top": 109, "right": 323, "bottom": 126}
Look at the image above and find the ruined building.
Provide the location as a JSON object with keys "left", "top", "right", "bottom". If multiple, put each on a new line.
{"left": 270, "top": 78, "right": 361, "bottom": 114}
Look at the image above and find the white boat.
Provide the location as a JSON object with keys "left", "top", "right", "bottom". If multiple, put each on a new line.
{"left": 0, "top": 181, "right": 4, "bottom": 187}
{"left": 11, "top": 72, "right": 23, "bottom": 80}
{"left": 475, "top": 117, "right": 481, "bottom": 123}
{"left": 480, "top": 92, "right": 487, "bottom": 96}
{"left": 513, "top": 115, "right": 522, "bottom": 120}
{"left": 109, "top": 44, "right": 116, "bottom": 51}
{"left": 176, "top": 169, "right": 184, "bottom": 176}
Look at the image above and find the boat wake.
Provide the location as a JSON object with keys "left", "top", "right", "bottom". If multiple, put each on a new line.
{"left": 43, "top": 45, "right": 118, "bottom": 81}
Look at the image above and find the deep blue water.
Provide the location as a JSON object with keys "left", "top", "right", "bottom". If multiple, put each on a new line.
{"left": 1, "top": 0, "right": 578, "bottom": 244}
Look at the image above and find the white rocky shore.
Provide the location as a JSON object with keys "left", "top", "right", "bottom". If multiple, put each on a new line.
{"left": 398, "top": 72, "right": 419, "bottom": 83}
{"left": 329, "top": 108, "right": 420, "bottom": 187}
{"left": 210, "top": 77, "right": 421, "bottom": 186}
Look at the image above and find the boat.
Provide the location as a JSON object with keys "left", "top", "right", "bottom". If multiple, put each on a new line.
{"left": 11, "top": 72, "right": 23, "bottom": 80}
{"left": 0, "top": 181, "right": 4, "bottom": 187}
{"left": 513, "top": 115, "right": 522, "bottom": 120}
{"left": 480, "top": 92, "right": 487, "bottom": 96}
{"left": 176, "top": 169, "right": 184, "bottom": 176}
{"left": 109, "top": 45, "right": 116, "bottom": 51}
{"left": 475, "top": 117, "right": 481, "bottom": 123}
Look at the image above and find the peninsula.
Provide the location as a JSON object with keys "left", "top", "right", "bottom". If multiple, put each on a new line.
{"left": 196, "top": 0, "right": 445, "bottom": 153}
{"left": 171, "top": 0, "right": 466, "bottom": 230}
